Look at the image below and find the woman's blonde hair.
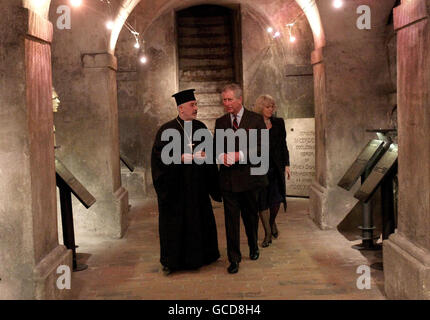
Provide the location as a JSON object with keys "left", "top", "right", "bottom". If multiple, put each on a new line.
{"left": 254, "top": 94, "right": 276, "bottom": 115}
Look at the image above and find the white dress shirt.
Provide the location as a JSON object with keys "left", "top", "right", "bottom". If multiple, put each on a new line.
{"left": 230, "top": 106, "right": 244, "bottom": 127}
{"left": 218, "top": 106, "right": 245, "bottom": 165}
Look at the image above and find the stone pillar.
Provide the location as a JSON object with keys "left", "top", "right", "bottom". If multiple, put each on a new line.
{"left": 383, "top": 0, "right": 430, "bottom": 299}
{"left": 308, "top": 28, "right": 395, "bottom": 230}
{"left": 309, "top": 48, "right": 329, "bottom": 228}
{"left": 308, "top": 46, "right": 359, "bottom": 229}
{"left": 0, "top": 5, "right": 72, "bottom": 299}
{"left": 55, "top": 53, "right": 129, "bottom": 239}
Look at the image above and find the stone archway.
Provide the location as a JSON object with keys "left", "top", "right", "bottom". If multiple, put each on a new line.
{"left": 110, "top": 0, "right": 324, "bottom": 200}
{"left": 109, "top": 0, "right": 325, "bottom": 54}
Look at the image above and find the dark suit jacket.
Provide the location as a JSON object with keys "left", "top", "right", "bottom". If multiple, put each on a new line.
{"left": 214, "top": 108, "right": 269, "bottom": 193}
{"left": 267, "top": 117, "right": 290, "bottom": 209}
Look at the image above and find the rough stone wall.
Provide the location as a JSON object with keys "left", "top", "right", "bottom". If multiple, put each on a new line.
{"left": 241, "top": 4, "right": 314, "bottom": 119}
{"left": 50, "top": 0, "right": 128, "bottom": 238}
{"left": 117, "top": 8, "right": 178, "bottom": 199}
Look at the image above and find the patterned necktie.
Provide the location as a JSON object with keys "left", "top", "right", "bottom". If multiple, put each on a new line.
{"left": 233, "top": 115, "right": 239, "bottom": 131}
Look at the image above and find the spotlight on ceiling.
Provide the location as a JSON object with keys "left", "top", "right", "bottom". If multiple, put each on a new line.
{"left": 70, "top": 0, "right": 82, "bottom": 7}
{"left": 333, "top": 0, "right": 343, "bottom": 9}
{"left": 106, "top": 21, "right": 114, "bottom": 30}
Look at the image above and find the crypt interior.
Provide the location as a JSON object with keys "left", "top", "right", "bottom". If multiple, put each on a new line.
{"left": 0, "top": 0, "right": 429, "bottom": 299}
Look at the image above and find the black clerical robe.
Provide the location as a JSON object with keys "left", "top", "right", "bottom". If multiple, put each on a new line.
{"left": 151, "top": 117, "right": 221, "bottom": 270}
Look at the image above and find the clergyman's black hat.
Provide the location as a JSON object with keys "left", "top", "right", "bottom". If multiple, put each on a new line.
{"left": 172, "top": 89, "right": 196, "bottom": 106}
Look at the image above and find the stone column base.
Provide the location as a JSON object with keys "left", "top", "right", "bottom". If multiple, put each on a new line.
{"left": 114, "top": 186, "right": 129, "bottom": 238}
{"left": 384, "top": 233, "right": 430, "bottom": 299}
{"left": 73, "top": 186, "right": 129, "bottom": 239}
{"left": 309, "top": 180, "right": 359, "bottom": 230}
{"left": 34, "top": 245, "right": 73, "bottom": 300}
{"left": 309, "top": 180, "right": 330, "bottom": 230}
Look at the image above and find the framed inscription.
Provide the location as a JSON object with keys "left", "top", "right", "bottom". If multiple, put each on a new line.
{"left": 55, "top": 158, "right": 96, "bottom": 209}
{"left": 338, "top": 139, "right": 385, "bottom": 191}
{"left": 354, "top": 144, "right": 398, "bottom": 203}
{"left": 285, "top": 118, "right": 315, "bottom": 197}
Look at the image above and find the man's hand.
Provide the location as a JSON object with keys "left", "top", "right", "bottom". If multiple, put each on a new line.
{"left": 194, "top": 150, "right": 206, "bottom": 161}
{"left": 285, "top": 166, "right": 291, "bottom": 180}
{"left": 181, "top": 153, "right": 193, "bottom": 163}
{"left": 220, "top": 152, "right": 240, "bottom": 166}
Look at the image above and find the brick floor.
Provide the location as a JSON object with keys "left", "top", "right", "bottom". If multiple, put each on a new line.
{"left": 69, "top": 198, "right": 386, "bottom": 300}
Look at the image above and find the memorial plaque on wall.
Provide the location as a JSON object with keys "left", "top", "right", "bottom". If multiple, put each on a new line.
{"left": 338, "top": 139, "right": 385, "bottom": 191}
{"left": 354, "top": 144, "right": 398, "bottom": 203}
{"left": 285, "top": 118, "right": 315, "bottom": 197}
{"left": 55, "top": 158, "right": 96, "bottom": 209}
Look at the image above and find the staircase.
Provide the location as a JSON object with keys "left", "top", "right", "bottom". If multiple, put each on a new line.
{"left": 177, "top": 5, "right": 237, "bottom": 131}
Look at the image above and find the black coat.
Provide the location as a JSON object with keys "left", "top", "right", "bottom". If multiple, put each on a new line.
{"left": 214, "top": 108, "right": 269, "bottom": 193}
{"left": 151, "top": 117, "right": 221, "bottom": 270}
{"left": 267, "top": 117, "right": 290, "bottom": 209}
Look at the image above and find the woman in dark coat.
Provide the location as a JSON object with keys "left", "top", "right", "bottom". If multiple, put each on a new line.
{"left": 254, "top": 95, "right": 291, "bottom": 247}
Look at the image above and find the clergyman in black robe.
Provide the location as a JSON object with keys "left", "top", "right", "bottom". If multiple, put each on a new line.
{"left": 151, "top": 89, "right": 221, "bottom": 274}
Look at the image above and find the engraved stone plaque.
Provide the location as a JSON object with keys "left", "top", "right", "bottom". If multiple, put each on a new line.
{"left": 354, "top": 144, "right": 398, "bottom": 203}
{"left": 338, "top": 139, "right": 385, "bottom": 191}
{"left": 285, "top": 118, "right": 315, "bottom": 197}
{"left": 55, "top": 158, "right": 96, "bottom": 209}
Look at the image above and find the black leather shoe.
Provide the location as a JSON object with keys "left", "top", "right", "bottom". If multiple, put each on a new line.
{"left": 227, "top": 262, "right": 239, "bottom": 274}
{"left": 262, "top": 240, "right": 272, "bottom": 248}
{"left": 250, "top": 250, "right": 260, "bottom": 260}
{"left": 162, "top": 266, "right": 172, "bottom": 275}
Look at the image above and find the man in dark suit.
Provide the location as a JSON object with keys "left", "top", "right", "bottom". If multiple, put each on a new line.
{"left": 214, "top": 83, "right": 268, "bottom": 274}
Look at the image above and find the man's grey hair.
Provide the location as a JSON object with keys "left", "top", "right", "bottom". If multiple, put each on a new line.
{"left": 222, "top": 83, "right": 242, "bottom": 99}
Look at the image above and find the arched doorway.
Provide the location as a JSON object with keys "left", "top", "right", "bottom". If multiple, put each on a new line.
{"left": 114, "top": 0, "right": 321, "bottom": 200}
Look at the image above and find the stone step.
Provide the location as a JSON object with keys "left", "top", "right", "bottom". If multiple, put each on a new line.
{"left": 191, "top": 93, "right": 222, "bottom": 106}
{"left": 179, "top": 44, "right": 231, "bottom": 49}
{"left": 177, "top": 16, "right": 227, "bottom": 26}
{"left": 198, "top": 119, "right": 216, "bottom": 132}
{"left": 179, "top": 58, "right": 233, "bottom": 69}
{"left": 179, "top": 53, "right": 232, "bottom": 60}
{"left": 180, "top": 64, "right": 235, "bottom": 71}
{"left": 180, "top": 76, "right": 233, "bottom": 83}
{"left": 178, "top": 45, "right": 232, "bottom": 57}
{"left": 179, "top": 33, "right": 230, "bottom": 41}
{"left": 178, "top": 25, "right": 230, "bottom": 36}
{"left": 197, "top": 105, "right": 225, "bottom": 116}
{"left": 179, "top": 68, "right": 234, "bottom": 82}
{"left": 197, "top": 94, "right": 223, "bottom": 107}
{"left": 181, "top": 82, "right": 231, "bottom": 95}
{"left": 178, "top": 36, "right": 231, "bottom": 46}
{"left": 178, "top": 22, "right": 226, "bottom": 28}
